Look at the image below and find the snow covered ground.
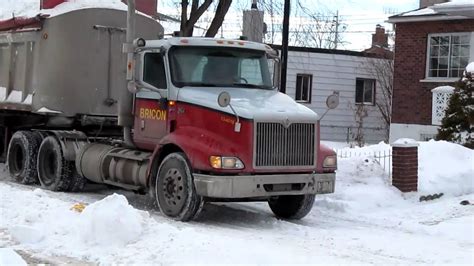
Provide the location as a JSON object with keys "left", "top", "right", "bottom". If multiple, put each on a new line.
{"left": 0, "top": 140, "right": 473, "bottom": 264}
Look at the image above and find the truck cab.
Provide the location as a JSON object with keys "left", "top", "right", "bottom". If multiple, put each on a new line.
{"left": 126, "top": 37, "right": 337, "bottom": 220}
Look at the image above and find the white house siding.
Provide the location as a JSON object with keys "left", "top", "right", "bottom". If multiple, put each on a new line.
{"left": 282, "top": 49, "right": 390, "bottom": 144}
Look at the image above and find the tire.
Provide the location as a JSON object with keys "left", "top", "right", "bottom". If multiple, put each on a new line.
{"left": 7, "top": 131, "right": 43, "bottom": 184}
{"left": 66, "top": 170, "right": 87, "bottom": 192}
{"left": 154, "top": 152, "right": 204, "bottom": 221}
{"left": 268, "top": 194, "right": 316, "bottom": 220}
{"left": 37, "top": 136, "right": 73, "bottom": 191}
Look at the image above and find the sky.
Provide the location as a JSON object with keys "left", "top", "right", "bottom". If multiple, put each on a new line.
{"left": 0, "top": 0, "right": 421, "bottom": 51}
{"left": 156, "top": 0, "right": 421, "bottom": 51}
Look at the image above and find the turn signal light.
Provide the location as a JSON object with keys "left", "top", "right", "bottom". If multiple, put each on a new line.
{"left": 209, "top": 156, "right": 244, "bottom": 169}
{"left": 209, "top": 156, "right": 222, "bottom": 169}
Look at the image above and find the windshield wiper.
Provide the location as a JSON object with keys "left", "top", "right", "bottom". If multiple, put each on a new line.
{"left": 232, "top": 83, "right": 273, "bottom": 90}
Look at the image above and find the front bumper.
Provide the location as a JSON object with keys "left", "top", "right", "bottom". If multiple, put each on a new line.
{"left": 193, "top": 172, "right": 335, "bottom": 198}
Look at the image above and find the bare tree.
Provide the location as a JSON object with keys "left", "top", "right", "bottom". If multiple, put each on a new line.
{"left": 253, "top": 0, "right": 346, "bottom": 48}
{"left": 348, "top": 102, "right": 369, "bottom": 147}
{"left": 365, "top": 57, "right": 393, "bottom": 140}
{"left": 179, "top": 0, "right": 232, "bottom": 37}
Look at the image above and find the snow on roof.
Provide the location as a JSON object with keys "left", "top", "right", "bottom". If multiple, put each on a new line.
{"left": 388, "top": 0, "right": 474, "bottom": 22}
{"left": 434, "top": 0, "right": 474, "bottom": 7}
{"left": 46, "top": 0, "right": 126, "bottom": 15}
{"left": 399, "top": 7, "right": 436, "bottom": 17}
{"left": 466, "top": 62, "right": 474, "bottom": 74}
{"left": 1, "top": 0, "right": 151, "bottom": 20}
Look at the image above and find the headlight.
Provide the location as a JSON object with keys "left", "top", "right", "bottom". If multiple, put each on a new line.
{"left": 209, "top": 156, "right": 244, "bottom": 169}
{"left": 323, "top": 155, "right": 337, "bottom": 168}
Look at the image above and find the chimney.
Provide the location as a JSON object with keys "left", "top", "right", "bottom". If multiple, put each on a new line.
{"left": 419, "top": 0, "right": 449, "bottom": 8}
{"left": 372, "top": 24, "right": 388, "bottom": 48}
{"left": 122, "top": 0, "right": 157, "bottom": 17}
{"left": 40, "top": 0, "right": 66, "bottom": 9}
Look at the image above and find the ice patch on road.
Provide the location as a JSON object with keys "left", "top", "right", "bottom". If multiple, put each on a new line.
{"left": 79, "top": 194, "right": 145, "bottom": 247}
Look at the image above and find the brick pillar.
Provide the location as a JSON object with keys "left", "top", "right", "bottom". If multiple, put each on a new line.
{"left": 392, "top": 139, "right": 419, "bottom": 192}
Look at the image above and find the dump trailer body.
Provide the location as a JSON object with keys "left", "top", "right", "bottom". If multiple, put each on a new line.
{"left": 0, "top": 8, "right": 163, "bottom": 117}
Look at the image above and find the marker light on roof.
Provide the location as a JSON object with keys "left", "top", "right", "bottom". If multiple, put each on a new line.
{"left": 216, "top": 40, "right": 224, "bottom": 44}
{"left": 180, "top": 39, "right": 189, "bottom": 44}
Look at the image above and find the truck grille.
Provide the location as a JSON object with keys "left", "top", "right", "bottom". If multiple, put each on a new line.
{"left": 254, "top": 122, "right": 316, "bottom": 168}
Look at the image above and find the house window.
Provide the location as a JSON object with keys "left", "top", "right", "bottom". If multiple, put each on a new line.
{"left": 428, "top": 33, "right": 471, "bottom": 78}
{"left": 295, "top": 74, "right": 312, "bottom": 103}
{"left": 355, "top": 78, "right": 375, "bottom": 105}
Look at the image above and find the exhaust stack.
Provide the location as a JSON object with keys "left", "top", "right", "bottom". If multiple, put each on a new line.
{"left": 120, "top": 0, "right": 136, "bottom": 147}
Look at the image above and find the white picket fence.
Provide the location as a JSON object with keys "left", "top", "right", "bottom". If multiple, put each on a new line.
{"left": 335, "top": 148, "right": 393, "bottom": 180}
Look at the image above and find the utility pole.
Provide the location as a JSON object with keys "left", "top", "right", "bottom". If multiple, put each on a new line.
{"left": 280, "top": 0, "right": 290, "bottom": 94}
{"left": 334, "top": 10, "right": 339, "bottom": 49}
{"left": 251, "top": 0, "right": 257, "bottom": 9}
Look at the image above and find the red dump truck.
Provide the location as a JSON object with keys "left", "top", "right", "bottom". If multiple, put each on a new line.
{"left": 0, "top": 1, "right": 337, "bottom": 221}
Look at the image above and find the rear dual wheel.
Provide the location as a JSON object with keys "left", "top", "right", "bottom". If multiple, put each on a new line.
{"left": 37, "top": 136, "right": 86, "bottom": 192}
{"left": 7, "top": 131, "right": 43, "bottom": 184}
{"left": 7, "top": 131, "right": 86, "bottom": 192}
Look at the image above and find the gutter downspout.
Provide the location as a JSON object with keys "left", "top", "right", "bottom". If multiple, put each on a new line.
{"left": 120, "top": 0, "right": 136, "bottom": 147}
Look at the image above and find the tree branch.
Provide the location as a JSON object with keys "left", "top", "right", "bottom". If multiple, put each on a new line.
{"left": 205, "top": 0, "right": 232, "bottom": 37}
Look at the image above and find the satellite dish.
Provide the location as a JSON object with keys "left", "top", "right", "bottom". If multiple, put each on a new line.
{"left": 326, "top": 93, "right": 339, "bottom": 109}
{"left": 218, "top": 91, "right": 231, "bottom": 107}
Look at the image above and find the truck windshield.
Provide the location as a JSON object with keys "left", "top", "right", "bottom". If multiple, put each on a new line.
{"left": 169, "top": 46, "right": 274, "bottom": 89}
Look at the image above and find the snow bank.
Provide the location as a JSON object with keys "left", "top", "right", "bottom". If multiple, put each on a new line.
{"left": 0, "top": 248, "right": 27, "bottom": 266}
{"left": 325, "top": 140, "right": 474, "bottom": 214}
{"left": 78, "top": 193, "right": 145, "bottom": 247}
{"left": 418, "top": 140, "right": 474, "bottom": 196}
{"left": 316, "top": 155, "right": 407, "bottom": 213}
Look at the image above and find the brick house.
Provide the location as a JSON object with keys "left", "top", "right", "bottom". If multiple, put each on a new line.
{"left": 387, "top": 0, "right": 474, "bottom": 142}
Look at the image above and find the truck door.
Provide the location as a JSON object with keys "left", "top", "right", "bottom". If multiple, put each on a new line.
{"left": 134, "top": 52, "right": 168, "bottom": 143}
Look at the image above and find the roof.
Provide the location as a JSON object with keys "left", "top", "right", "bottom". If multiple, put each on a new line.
{"left": 270, "top": 44, "right": 387, "bottom": 59}
{"left": 388, "top": 0, "right": 474, "bottom": 23}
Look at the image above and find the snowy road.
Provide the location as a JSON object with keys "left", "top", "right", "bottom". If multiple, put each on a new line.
{"left": 1, "top": 173, "right": 473, "bottom": 264}
{"left": 1, "top": 141, "right": 473, "bottom": 264}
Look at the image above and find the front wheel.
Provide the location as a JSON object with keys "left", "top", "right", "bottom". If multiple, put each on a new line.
{"left": 268, "top": 194, "right": 315, "bottom": 220}
{"left": 155, "top": 153, "right": 204, "bottom": 221}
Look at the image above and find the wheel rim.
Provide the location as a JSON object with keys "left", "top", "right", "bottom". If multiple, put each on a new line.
{"left": 9, "top": 142, "right": 24, "bottom": 176}
{"left": 158, "top": 167, "right": 186, "bottom": 216}
{"left": 39, "top": 146, "right": 58, "bottom": 186}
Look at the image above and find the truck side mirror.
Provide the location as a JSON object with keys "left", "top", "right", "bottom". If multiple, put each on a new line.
{"left": 217, "top": 92, "right": 241, "bottom": 132}
{"left": 320, "top": 92, "right": 340, "bottom": 120}
{"left": 326, "top": 93, "right": 339, "bottom": 109}
{"left": 218, "top": 91, "right": 231, "bottom": 107}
